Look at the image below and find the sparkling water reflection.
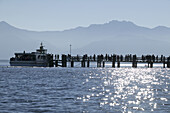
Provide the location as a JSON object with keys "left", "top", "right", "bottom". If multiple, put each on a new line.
{"left": 0, "top": 67, "right": 169, "bottom": 112}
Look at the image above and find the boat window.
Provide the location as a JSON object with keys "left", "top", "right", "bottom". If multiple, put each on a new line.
{"left": 41, "top": 56, "right": 46, "bottom": 59}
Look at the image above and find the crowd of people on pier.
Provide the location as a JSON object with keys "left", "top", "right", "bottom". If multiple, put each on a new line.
{"left": 58, "top": 54, "right": 169, "bottom": 62}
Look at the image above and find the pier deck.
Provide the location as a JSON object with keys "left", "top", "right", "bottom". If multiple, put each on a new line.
{"left": 50, "top": 54, "right": 170, "bottom": 68}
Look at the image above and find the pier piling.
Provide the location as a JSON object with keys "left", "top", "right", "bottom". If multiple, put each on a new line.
{"left": 87, "top": 60, "right": 90, "bottom": 67}
{"left": 112, "top": 61, "right": 115, "bottom": 68}
{"left": 81, "top": 61, "right": 85, "bottom": 67}
{"left": 112, "top": 55, "right": 116, "bottom": 68}
{"left": 55, "top": 60, "right": 58, "bottom": 67}
{"left": 150, "top": 62, "right": 153, "bottom": 68}
{"left": 117, "top": 62, "right": 120, "bottom": 68}
{"left": 167, "top": 57, "right": 170, "bottom": 68}
{"left": 71, "top": 61, "right": 74, "bottom": 67}
{"left": 163, "top": 62, "right": 166, "bottom": 68}
{"left": 103, "top": 61, "right": 105, "bottom": 67}
{"left": 62, "top": 54, "right": 67, "bottom": 67}
{"left": 132, "top": 55, "right": 137, "bottom": 68}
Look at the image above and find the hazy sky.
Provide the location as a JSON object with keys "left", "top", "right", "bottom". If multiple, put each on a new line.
{"left": 0, "top": 0, "right": 170, "bottom": 31}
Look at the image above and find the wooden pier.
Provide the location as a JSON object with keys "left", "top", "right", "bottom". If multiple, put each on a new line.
{"left": 50, "top": 54, "right": 170, "bottom": 68}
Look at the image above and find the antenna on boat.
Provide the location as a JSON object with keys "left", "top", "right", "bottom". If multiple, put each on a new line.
{"left": 40, "top": 42, "right": 43, "bottom": 47}
{"left": 40, "top": 42, "right": 44, "bottom": 48}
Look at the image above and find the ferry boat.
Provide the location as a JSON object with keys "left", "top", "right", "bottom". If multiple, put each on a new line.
{"left": 10, "top": 43, "right": 53, "bottom": 67}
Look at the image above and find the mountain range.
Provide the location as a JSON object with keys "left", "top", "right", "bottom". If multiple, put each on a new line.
{"left": 0, "top": 20, "right": 170, "bottom": 59}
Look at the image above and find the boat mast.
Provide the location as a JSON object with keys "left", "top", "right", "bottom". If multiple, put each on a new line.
{"left": 70, "top": 44, "right": 72, "bottom": 55}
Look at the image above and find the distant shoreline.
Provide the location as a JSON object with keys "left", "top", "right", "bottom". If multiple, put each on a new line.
{"left": 0, "top": 60, "right": 9, "bottom": 66}
{"left": 0, "top": 60, "right": 9, "bottom": 61}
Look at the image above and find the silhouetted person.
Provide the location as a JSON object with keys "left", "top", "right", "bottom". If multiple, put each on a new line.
{"left": 120, "top": 55, "right": 123, "bottom": 61}
{"left": 156, "top": 55, "right": 158, "bottom": 62}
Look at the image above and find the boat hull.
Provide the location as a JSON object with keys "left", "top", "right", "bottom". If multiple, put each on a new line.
{"left": 10, "top": 61, "right": 48, "bottom": 67}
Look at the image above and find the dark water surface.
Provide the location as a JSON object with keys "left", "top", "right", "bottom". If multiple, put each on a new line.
{"left": 0, "top": 67, "right": 170, "bottom": 113}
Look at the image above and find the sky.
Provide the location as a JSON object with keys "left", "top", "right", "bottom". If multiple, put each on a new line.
{"left": 0, "top": 0, "right": 170, "bottom": 31}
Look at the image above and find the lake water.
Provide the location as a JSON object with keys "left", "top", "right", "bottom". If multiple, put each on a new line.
{"left": 0, "top": 61, "right": 169, "bottom": 112}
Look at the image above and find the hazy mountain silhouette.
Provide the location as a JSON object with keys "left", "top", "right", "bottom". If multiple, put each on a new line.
{"left": 0, "top": 20, "right": 170, "bottom": 59}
